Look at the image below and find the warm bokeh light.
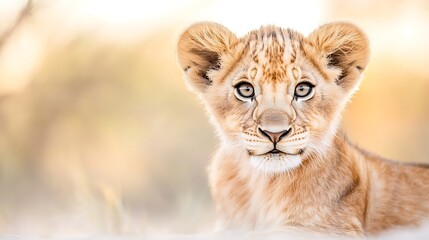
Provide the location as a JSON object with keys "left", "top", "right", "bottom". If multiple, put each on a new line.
{"left": 0, "top": 0, "right": 428, "bottom": 237}
{"left": 193, "top": 0, "right": 323, "bottom": 35}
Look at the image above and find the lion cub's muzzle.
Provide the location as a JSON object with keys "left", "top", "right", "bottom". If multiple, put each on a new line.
{"left": 256, "top": 108, "right": 294, "bottom": 152}
{"left": 243, "top": 107, "right": 308, "bottom": 156}
{"left": 256, "top": 126, "right": 302, "bottom": 155}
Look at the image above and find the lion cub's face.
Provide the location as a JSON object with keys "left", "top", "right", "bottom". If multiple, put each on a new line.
{"left": 177, "top": 22, "right": 369, "bottom": 173}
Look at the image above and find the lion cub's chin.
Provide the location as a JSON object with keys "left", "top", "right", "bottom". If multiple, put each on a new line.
{"left": 250, "top": 153, "right": 302, "bottom": 173}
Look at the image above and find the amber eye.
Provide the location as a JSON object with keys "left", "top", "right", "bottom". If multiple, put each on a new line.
{"left": 235, "top": 82, "right": 254, "bottom": 99}
{"left": 294, "top": 82, "right": 314, "bottom": 98}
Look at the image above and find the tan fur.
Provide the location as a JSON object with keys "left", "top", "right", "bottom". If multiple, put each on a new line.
{"left": 176, "top": 22, "right": 429, "bottom": 236}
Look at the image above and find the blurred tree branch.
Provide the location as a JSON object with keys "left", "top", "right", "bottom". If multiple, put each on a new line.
{"left": 0, "top": 0, "right": 34, "bottom": 51}
{"left": 0, "top": 0, "right": 35, "bottom": 159}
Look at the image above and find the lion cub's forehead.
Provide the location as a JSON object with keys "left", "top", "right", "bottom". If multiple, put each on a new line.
{"left": 241, "top": 26, "right": 304, "bottom": 84}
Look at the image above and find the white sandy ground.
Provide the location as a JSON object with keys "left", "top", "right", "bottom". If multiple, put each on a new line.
{"left": 1, "top": 223, "right": 429, "bottom": 240}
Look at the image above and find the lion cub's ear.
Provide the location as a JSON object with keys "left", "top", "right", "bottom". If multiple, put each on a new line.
{"left": 177, "top": 22, "right": 237, "bottom": 94}
{"left": 308, "top": 22, "right": 370, "bottom": 93}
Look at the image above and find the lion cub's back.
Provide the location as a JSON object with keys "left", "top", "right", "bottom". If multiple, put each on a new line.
{"left": 365, "top": 157, "right": 429, "bottom": 233}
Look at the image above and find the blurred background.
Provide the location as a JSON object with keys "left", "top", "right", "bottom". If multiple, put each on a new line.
{"left": 0, "top": 0, "right": 428, "bottom": 237}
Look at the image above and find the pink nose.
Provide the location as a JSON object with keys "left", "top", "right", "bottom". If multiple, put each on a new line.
{"left": 258, "top": 127, "right": 292, "bottom": 143}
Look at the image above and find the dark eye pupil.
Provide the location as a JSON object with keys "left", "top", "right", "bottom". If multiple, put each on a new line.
{"left": 295, "top": 83, "right": 313, "bottom": 98}
{"left": 240, "top": 86, "right": 252, "bottom": 95}
{"left": 236, "top": 83, "right": 254, "bottom": 98}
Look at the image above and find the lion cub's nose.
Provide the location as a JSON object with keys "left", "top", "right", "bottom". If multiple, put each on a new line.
{"left": 258, "top": 127, "right": 292, "bottom": 143}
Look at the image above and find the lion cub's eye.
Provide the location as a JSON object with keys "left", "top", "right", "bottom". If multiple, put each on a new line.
{"left": 294, "top": 82, "right": 314, "bottom": 99}
{"left": 235, "top": 82, "right": 254, "bottom": 100}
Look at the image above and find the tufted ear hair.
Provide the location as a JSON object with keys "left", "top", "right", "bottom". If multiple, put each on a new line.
{"left": 176, "top": 22, "right": 237, "bottom": 93}
{"left": 308, "top": 22, "right": 370, "bottom": 93}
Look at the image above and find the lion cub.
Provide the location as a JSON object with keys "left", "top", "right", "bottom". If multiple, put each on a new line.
{"left": 176, "top": 22, "right": 429, "bottom": 236}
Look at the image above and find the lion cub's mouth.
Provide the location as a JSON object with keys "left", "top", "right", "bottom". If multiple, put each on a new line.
{"left": 260, "top": 148, "right": 305, "bottom": 156}
{"left": 268, "top": 149, "right": 281, "bottom": 154}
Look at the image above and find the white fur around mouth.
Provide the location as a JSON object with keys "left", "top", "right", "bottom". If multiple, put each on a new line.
{"left": 250, "top": 153, "right": 302, "bottom": 173}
